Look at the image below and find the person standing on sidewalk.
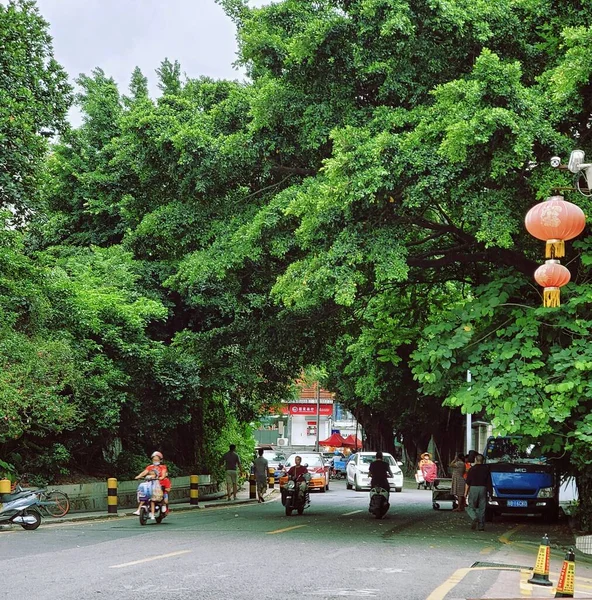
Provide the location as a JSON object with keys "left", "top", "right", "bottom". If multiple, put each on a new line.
{"left": 221, "top": 444, "right": 242, "bottom": 501}
{"left": 464, "top": 453, "right": 491, "bottom": 531}
{"left": 253, "top": 448, "right": 269, "bottom": 503}
{"left": 450, "top": 453, "right": 466, "bottom": 512}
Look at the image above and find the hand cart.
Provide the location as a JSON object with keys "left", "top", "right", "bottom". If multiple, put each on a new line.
{"left": 432, "top": 478, "right": 458, "bottom": 510}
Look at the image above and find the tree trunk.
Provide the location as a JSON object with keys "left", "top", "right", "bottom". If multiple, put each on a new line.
{"left": 576, "top": 470, "right": 592, "bottom": 533}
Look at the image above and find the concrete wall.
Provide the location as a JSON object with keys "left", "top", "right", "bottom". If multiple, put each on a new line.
{"left": 47, "top": 476, "right": 220, "bottom": 513}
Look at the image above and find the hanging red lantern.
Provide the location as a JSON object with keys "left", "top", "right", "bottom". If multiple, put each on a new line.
{"left": 534, "top": 260, "right": 571, "bottom": 307}
{"left": 525, "top": 195, "right": 586, "bottom": 258}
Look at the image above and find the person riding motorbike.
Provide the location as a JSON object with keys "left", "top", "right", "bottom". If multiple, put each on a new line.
{"left": 133, "top": 451, "right": 170, "bottom": 519}
{"left": 369, "top": 451, "right": 392, "bottom": 493}
{"left": 287, "top": 455, "right": 309, "bottom": 500}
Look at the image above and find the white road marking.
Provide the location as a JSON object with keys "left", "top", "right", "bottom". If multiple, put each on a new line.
{"left": 305, "top": 590, "right": 379, "bottom": 597}
{"left": 109, "top": 550, "right": 191, "bottom": 568}
{"left": 342, "top": 509, "right": 363, "bottom": 516}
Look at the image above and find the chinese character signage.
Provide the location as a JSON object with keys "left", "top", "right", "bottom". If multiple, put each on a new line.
{"left": 281, "top": 403, "right": 333, "bottom": 416}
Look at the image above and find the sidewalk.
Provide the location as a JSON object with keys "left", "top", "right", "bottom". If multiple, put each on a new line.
{"left": 0, "top": 485, "right": 279, "bottom": 528}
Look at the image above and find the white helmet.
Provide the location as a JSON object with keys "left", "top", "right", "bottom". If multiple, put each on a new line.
{"left": 151, "top": 451, "right": 163, "bottom": 460}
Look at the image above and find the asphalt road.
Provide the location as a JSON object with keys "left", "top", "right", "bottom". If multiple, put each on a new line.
{"left": 0, "top": 480, "right": 588, "bottom": 600}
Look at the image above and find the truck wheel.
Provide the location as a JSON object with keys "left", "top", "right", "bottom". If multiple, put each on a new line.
{"left": 433, "top": 503, "right": 440, "bottom": 510}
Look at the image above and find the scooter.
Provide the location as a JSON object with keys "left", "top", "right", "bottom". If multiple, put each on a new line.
{"left": 0, "top": 488, "right": 42, "bottom": 530}
{"left": 136, "top": 477, "right": 167, "bottom": 526}
{"left": 369, "top": 487, "right": 390, "bottom": 519}
{"left": 281, "top": 473, "right": 311, "bottom": 516}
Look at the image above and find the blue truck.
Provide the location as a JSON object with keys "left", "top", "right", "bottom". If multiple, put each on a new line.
{"left": 483, "top": 436, "right": 559, "bottom": 522}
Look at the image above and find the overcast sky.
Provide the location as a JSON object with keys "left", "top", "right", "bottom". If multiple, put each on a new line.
{"left": 34, "top": 0, "right": 266, "bottom": 122}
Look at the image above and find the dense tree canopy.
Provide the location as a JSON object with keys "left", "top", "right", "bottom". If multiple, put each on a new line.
{"left": 3, "top": 0, "right": 592, "bottom": 527}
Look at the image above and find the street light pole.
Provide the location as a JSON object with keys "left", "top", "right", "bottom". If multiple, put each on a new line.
{"left": 466, "top": 370, "right": 472, "bottom": 454}
{"left": 315, "top": 381, "right": 321, "bottom": 452}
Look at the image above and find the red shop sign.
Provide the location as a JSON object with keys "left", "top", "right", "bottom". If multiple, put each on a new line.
{"left": 282, "top": 403, "right": 333, "bottom": 416}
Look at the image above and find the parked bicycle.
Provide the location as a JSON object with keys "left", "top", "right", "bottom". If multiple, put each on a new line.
{"left": 11, "top": 475, "right": 70, "bottom": 518}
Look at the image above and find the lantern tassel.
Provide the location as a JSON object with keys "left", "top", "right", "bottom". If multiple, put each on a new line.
{"left": 545, "top": 239, "right": 565, "bottom": 258}
{"left": 543, "top": 287, "right": 561, "bottom": 307}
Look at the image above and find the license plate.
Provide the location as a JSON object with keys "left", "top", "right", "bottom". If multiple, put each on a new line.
{"left": 507, "top": 500, "right": 528, "bottom": 508}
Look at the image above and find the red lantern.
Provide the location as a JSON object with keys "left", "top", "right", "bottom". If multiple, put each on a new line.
{"left": 525, "top": 195, "right": 586, "bottom": 258}
{"left": 534, "top": 260, "right": 571, "bottom": 307}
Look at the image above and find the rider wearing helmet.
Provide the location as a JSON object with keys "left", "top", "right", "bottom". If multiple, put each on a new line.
{"left": 133, "top": 451, "right": 171, "bottom": 518}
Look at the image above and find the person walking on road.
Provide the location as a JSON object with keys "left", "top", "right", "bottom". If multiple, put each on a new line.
{"left": 253, "top": 448, "right": 269, "bottom": 503}
{"left": 449, "top": 453, "right": 466, "bottom": 512}
{"left": 222, "top": 444, "right": 242, "bottom": 501}
{"left": 464, "top": 453, "right": 491, "bottom": 531}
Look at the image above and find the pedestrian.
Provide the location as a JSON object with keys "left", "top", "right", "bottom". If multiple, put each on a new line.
{"left": 449, "top": 453, "right": 466, "bottom": 512}
{"left": 221, "top": 444, "right": 242, "bottom": 501}
{"left": 418, "top": 452, "right": 437, "bottom": 490}
{"left": 464, "top": 453, "right": 491, "bottom": 531}
{"left": 253, "top": 448, "right": 269, "bottom": 503}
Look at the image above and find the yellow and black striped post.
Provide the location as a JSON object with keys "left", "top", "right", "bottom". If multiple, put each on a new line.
{"left": 190, "top": 475, "right": 199, "bottom": 506}
{"left": 107, "top": 478, "right": 118, "bottom": 514}
{"left": 249, "top": 474, "right": 256, "bottom": 499}
{"left": 268, "top": 471, "right": 275, "bottom": 490}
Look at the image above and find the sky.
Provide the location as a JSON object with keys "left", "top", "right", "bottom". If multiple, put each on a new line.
{"left": 34, "top": 0, "right": 266, "bottom": 122}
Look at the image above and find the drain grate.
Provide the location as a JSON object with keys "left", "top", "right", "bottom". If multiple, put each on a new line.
{"left": 471, "top": 561, "right": 531, "bottom": 570}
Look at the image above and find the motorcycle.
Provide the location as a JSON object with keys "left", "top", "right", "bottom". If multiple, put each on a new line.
{"left": 281, "top": 473, "right": 311, "bottom": 516}
{"left": 369, "top": 487, "right": 390, "bottom": 519}
{"left": 0, "top": 488, "right": 42, "bottom": 530}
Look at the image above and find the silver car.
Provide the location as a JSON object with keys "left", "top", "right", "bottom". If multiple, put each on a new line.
{"left": 346, "top": 452, "right": 404, "bottom": 492}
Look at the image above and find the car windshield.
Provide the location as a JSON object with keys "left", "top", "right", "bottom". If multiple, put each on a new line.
{"left": 263, "top": 452, "right": 285, "bottom": 462}
{"left": 285, "top": 454, "right": 323, "bottom": 468}
{"left": 485, "top": 438, "right": 546, "bottom": 464}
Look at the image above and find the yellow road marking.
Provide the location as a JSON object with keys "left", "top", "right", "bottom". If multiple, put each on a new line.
{"left": 499, "top": 524, "right": 525, "bottom": 545}
{"left": 342, "top": 510, "right": 363, "bottom": 516}
{"left": 266, "top": 525, "right": 307, "bottom": 535}
{"left": 479, "top": 546, "right": 494, "bottom": 554}
{"left": 427, "top": 566, "right": 532, "bottom": 600}
{"left": 109, "top": 550, "right": 191, "bottom": 568}
{"left": 426, "top": 567, "right": 471, "bottom": 600}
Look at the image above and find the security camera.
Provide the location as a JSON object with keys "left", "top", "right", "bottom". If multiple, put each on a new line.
{"left": 550, "top": 156, "right": 561, "bottom": 168}
{"left": 568, "top": 149, "right": 586, "bottom": 174}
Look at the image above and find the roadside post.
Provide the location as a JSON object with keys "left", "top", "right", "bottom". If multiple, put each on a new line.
{"left": 107, "top": 478, "right": 118, "bottom": 514}
{"left": 249, "top": 474, "right": 256, "bottom": 499}
{"left": 189, "top": 475, "right": 199, "bottom": 506}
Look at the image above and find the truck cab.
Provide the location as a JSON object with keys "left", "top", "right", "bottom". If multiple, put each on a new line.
{"left": 483, "top": 436, "right": 558, "bottom": 521}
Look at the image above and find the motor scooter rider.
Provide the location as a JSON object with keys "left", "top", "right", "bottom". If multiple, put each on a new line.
{"left": 287, "top": 455, "right": 309, "bottom": 500}
{"left": 133, "top": 451, "right": 170, "bottom": 519}
{"left": 369, "top": 451, "right": 392, "bottom": 493}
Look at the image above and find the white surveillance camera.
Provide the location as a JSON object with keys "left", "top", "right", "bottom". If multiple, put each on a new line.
{"left": 550, "top": 156, "right": 561, "bottom": 168}
{"left": 568, "top": 149, "right": 586, "bottom": 174}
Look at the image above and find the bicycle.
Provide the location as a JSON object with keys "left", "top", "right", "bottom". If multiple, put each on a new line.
{"left": 11, "top": 475, "right": 71, "bottom": 518}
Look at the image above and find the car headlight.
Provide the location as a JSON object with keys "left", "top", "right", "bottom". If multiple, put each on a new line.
{"left": 537, "top": 487, "right": 554, "bottom": 498}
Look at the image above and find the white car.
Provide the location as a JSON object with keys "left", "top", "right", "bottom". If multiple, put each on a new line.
{"left": 346, "top": 452, "right": 404, "bottom": 492}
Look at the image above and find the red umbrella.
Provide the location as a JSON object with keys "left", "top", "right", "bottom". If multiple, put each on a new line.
{"left": 342, "top": 435, "right": 362, "bottom": 449}
{"left": 319, "top": 433, "right": 346, "bottom": 447}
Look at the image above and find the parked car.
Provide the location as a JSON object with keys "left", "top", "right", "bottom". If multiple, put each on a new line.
{"left": 280, "top": 453, "right": 330, "bottom": 492}
{"left": 346, "top": 452, "right": 403, "bottom": 492}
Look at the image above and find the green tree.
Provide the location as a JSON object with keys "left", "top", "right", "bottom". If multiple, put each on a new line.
{"left": 0, "top": 0, "right": 71, "bottom": 219}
